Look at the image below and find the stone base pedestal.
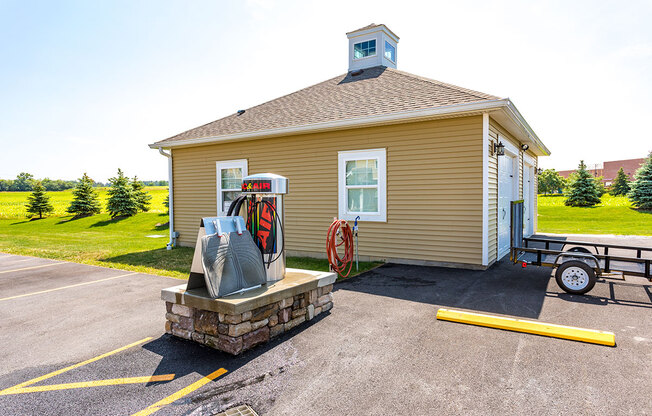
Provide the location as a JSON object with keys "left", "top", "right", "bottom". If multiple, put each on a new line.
{"left": 161, "top": 269, "right": 336, "bottom": 355}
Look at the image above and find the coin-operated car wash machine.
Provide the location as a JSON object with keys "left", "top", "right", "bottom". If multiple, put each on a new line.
{"left": 237, "top": 173, "right": 287, "bottom": 282}
{"left": 187, "top": 173, "right": 288, "bottom": 298}
{"left": 163, "top": 172, "right": 335, "bottom": 356}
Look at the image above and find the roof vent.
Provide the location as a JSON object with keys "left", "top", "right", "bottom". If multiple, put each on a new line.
{"left": 350, "top": 69, "right": 364, "bottom": 76}
{"left": 237, "top": 110, "right": 245, "bottom": 116}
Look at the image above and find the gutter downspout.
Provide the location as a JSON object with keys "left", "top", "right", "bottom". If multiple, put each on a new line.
{"left": 158, "top": 147, "right": 176, "bottom": 249}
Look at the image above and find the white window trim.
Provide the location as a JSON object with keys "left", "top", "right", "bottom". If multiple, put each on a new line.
{"left": 338, "top": 148, "right": 387, "bottom": 222}
{"left": 352, "top": 38, "right": 377, "bottom": 60}
{"left": 216, "top": 159, "right": 247, "bottom": 216}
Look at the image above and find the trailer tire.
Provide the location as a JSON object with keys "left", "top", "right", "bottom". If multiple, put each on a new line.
{"left": 567, "top": 246, "right": 591, "bottom": 254}
{"left": 555, "top": 261, "right": 596, "bottom": 295}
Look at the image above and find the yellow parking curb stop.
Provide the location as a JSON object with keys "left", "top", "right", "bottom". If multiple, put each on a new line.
{"left": 436, "top": 308, "right": 615, "bottom": 347}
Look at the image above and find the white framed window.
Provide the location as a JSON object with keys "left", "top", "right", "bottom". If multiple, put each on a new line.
{"left": 353, "top": 39, "right": 376, "bottom": 59}
{"left": 338, "top": 148, "right": 387, "bottom": 222}
{"left": 216, "top": 159, "right": 247, "bottom": 216}
{"left": 384, "top": 41, "right": 395, "bottom": 62}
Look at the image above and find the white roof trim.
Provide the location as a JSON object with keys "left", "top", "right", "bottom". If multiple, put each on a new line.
{"left": 151, "top": 98, "right": 550, "bottom": 156}
{"left": 347, "top": 24, "right": 400, "bottom": 42}
{"left": 503, "top": 99, "right": 550, "bottom": 156}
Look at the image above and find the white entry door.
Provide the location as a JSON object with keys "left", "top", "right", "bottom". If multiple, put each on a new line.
{"left": 497, "top": 153, "right": 516, "bottom": 259}
{"left": 523, "top": 164, "right": 534, "bottom": 237}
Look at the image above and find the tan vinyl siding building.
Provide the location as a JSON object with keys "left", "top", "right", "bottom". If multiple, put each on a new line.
{"left": 167, "top": 114, "right": 542, "bottom": 269}
{"left": 152, "top": 25, "right": 550, "bottom": 270}
{"left": 172, "top": 117, "right": 484, "bottom": 266}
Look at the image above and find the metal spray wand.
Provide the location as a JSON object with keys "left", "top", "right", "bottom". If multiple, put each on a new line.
{"left": 354, "top": 216, "right": 360, "bottom": 272}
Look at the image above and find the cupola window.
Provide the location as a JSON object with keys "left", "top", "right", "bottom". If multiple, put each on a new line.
{"left": 384, "top": 41, "right": 395, "bottom": 62}
{"left": 353, "top": 39, "right": 376, "bottom": 59}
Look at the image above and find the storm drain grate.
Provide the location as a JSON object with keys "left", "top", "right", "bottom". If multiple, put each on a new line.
{"left": 215, "top": 405, "right": 258, "bottom": 416}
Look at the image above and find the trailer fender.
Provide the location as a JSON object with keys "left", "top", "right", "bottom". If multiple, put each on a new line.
{"left": 553, "top": 252, "right": 601, "bottom": 274}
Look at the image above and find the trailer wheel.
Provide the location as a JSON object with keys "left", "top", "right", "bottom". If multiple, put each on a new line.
{"left": 555, "top": 261, "right": 596, "bottom": 294}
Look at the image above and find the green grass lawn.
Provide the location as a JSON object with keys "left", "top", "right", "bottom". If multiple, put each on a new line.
{"left": 0, "top": 191, "right": 379, "bottom": 278}
{"left": 0, "top": 186, "right": 169, "bottom": 219}
{"left": 0, "top": 190, "right": 647, "bottom": 278}
{"left": 537, "top": 194, "right": 652, "bottom": 235}
{"left": 0, "top": 213, "right": 193, "bottom": 278}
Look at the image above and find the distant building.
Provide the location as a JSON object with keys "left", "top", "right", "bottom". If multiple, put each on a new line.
{"left": 558, "top": 158, "right": 646, "bottom": 186}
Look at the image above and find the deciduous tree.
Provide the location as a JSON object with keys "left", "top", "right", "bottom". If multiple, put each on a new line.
{"left": 11, "top": 172, "right": 34, "bottom": 191}
{"left": 594, "top": 176, "right": 606, "bottom": 197}
{"left": 538, "top": 169, "right": 565, "bottom": 195}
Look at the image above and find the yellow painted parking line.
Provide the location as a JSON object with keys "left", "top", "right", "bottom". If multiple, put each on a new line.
{"left": 0, "top": 272, "right": 136, "bottom": 302}
{"left": 2, "top": 374, "right": 175, "bottom": 395}
{"left": 0, "top": 337, "right": 152, "bottom": 395}
{"left": 436, "top": 308, "right": 616, "bottom": 347}
{"left": 0, "top": 262, "right": 65, "bottom": 274}
{"left": 131, "top": 368, "right": 228, "bottom": 416}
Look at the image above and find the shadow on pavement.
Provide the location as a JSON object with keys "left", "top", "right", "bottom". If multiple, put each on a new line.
{"left": 336, "top": 260, "right": 552, "bottom": 319}
{"left": 338, "top": 239, "right": 652, "bottom": 319}
{"left": 546, "top": 281, "right": 652, "bottom": 310}
{"left": 141, "top": 312, "right": 330, "bottom": 384}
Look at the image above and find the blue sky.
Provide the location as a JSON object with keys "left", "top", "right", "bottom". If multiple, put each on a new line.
{"left": 1, "top": 0, "right": 651, "bottom": 181}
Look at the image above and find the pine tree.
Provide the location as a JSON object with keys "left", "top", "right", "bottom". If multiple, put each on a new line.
{"left": 131, "top": 176, "right": 152, "bottom": 212}
{"left": 628, "top": 152, "right": 652, "bottom": 211}
{"left": 26, "top": 181, "right": 54, "bottom": 219}
{"left": 610, "top": 167, "right": 631, "bottom": 196}
{"left": 565, "top": 160, "right": 602, "bottom": 207}
{"left": 164, "top": 191, "right": 169, "bottom": 213}
{"left": 67, "top": 173, "right": 101, "bottom": 217}
{"left": 106, "top": 169, "right": 137, "bottom": 218}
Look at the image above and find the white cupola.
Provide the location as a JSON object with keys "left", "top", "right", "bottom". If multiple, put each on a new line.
{"left": 346, "top": 24, "right": 399, "bottom": 72}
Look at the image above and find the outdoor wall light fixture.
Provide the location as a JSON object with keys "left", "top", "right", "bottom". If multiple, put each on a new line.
{"left": 521, "top": 144, "right": 529, "bottom": 151}
{"left": 493, "top": 141, "right": 505, "bottom": 156}
{"left": 537, "top": 168, "right": 543, "bottom": 175}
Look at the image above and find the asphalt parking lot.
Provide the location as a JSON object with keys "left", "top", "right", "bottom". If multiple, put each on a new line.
{"left": 1, "top": 234, "right": 651, "bottom": 415}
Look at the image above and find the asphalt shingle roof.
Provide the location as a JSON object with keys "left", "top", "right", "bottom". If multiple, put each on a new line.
{"left": 155, "top": 66, "right": 501, "bottom": 145}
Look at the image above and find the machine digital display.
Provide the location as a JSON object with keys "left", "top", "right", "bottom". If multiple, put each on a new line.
{"left": 241, "top": 179, "right": 272, "bottom": 193}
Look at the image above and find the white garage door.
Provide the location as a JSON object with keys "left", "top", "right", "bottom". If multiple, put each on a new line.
{"left": 498, "top": 152, "right": 517, "bottom": 259}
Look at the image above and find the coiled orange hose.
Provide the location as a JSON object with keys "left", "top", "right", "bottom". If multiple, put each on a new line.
{"left": 326, "top": 219, "right": 354, "bottom": 278}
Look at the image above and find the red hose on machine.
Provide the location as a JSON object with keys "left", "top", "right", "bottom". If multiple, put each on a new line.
{"left": 326, "top": 219, "right": 354, "bottom": 278}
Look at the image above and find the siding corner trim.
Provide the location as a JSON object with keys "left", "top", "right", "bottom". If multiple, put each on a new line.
{"left": 482, "top": 113, "right": 489, "bottom": 266}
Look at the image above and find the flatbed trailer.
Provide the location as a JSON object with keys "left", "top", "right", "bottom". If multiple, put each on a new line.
{"left": 509, "top": 201, "right": 652, "bottom": 294}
